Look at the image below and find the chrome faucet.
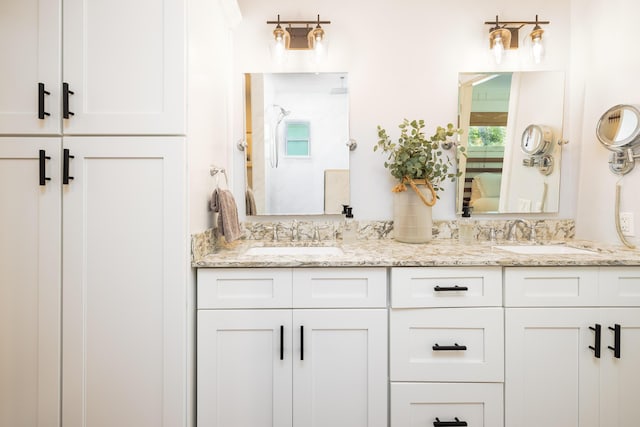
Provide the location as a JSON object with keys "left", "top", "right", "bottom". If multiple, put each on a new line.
{"left": 507, "top": 219, "right": 536, "bottom": 242}
{"left": 272, "top": 223, "right": 281, "bottom": 242}
{"left": 312, "top": 225, "right": 321, "bottom": 242}
{"left": 291, "top": 220, "right": 299, "bottom": 241}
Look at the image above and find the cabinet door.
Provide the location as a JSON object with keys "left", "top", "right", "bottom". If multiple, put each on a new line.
{"left": 505, "top": 309, "right": 600, "bottom": 427}
{"left": 62, "top": 0, "right": 185, "bottom": 135}
{"left": 0, "top": 0, "right": 61, "bottom": 134}
{"left": 293, "top": 309, "right": 387, "bottom": 427}
{"left": 197, "top": 310, "right": 293, "bottom": 427}
{"left": 0, "top": 138, "right": 61, "bottom": 427}
{"left": 600, "top": 308, "right": 640, "bottom": 427}
{"left": 62, "top": 137, "right": 186, "bottom": 427}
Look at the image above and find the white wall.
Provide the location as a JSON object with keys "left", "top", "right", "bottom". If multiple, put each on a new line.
{"left": 574, "top": 0, "right": 640, "bottom": 245}
{"left": 188, "top": 0, "right": 238, "bottom": 233}
{"left": 228, "top": 0, "right": 573, "bottom": 221}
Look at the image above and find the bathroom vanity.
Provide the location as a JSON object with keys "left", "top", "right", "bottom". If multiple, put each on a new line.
{"left": 193, "top": 235, "right": 640, "bottom": 427}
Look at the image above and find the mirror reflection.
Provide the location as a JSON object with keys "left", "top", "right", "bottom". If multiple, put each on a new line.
{"left": 244, "top": 72, "right": 350, "bottom": 216}
{"left": 457, "top": 71, "right": 565, "bottom": 214}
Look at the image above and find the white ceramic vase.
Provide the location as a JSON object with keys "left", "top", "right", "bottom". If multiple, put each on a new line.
{"left": 393, "top": 186, "right": 433, "bottom": 243}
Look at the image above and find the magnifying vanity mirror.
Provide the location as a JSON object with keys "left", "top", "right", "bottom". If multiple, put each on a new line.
{"left": 596, "top": 104, "right": 640, "bottom": 175}
{"left": 457, "top": 71, "right": 565, "bottom": 214}
{"left": 243, "top": 72, "right": 350, "bottom": 216}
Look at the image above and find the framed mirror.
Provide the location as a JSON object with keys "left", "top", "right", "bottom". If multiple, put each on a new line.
{"left": 456, "top": 71, "right": 565, "bottom": 214}
{"left": 243, "top": 72, "right": 350, "bottom": 216}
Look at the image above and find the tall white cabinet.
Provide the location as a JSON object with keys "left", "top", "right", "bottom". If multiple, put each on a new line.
{"left": 0, "top": 138, "right": 61, "bottom": 427}
{"left": 61, "top": 138, "right": 186, "bottom": 427}
{"left": 0, "top": 0, "right": 187, "bottom": 425}
{"left": 0, "top": 0, "right": 184, "bottom": 136}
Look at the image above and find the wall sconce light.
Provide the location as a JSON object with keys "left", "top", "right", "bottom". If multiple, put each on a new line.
{"left": 267, "top": 14, "right": 330, "bottom": 62}
{"left": 485, "top": 15, "right": 550, "bottom": 64}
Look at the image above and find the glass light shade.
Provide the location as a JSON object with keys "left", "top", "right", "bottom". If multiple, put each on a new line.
{"left": 530, "top": 27, "right": 545, "bottom": 64}
{"left": 271, "top": 26, "right": 289, "bottom": 63}
{"left": 489, "top": 28, "right": 511, "bottom": 65}
{"left": 310, "top": 26, "right": 327, "bottom": 64}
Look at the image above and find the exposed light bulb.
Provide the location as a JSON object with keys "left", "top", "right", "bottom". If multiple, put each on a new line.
{"left": 492, "top": 36, "right": 505, "bottom": 64}
{"left": 531, "top": 37, "right": 544, "bottom": 63}
{"left": 272, "top": 25, "right": 287, "bottom": 64}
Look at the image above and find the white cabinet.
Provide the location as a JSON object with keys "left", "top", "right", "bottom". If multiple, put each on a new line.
{"left": 198, "top": 310, "right": 293, "bottom": 427}
{"left": 0, "top": 137, "right": 187, "bottom": 427}
{"left": 391, "top": 383, "right": 504, "bottom": 427}
{"left": 61, "top": 137, "right": 186, "bottom": 427}
{"left": 390, "top": 267, "right": 504, "bottom": 427}
{"left": 505, "top": 267, "right": 640, "bottom": 427}
{"left": 0, "top": 0, "right": 60, "bottom": 134}
{"left": 0, "top": 0, "right": 185, "bottom": 135}
{"left": 0, "top": 138, "right": 61, "bottom": 427}
{"left": 197, "top": 268, "right": 388, "bottom": 427}
{"left": 293, "top": 309, "right": 387, "bottom": 427}
{"left": 505, "top": 308, "right": 600, "bottom": 427}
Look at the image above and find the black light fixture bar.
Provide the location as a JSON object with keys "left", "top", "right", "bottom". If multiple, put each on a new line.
{"left": 484, "top": 15, "right": 550, "bottom": 26}
{"left": 267, "top": 19, "right": 331, "bottom": 25}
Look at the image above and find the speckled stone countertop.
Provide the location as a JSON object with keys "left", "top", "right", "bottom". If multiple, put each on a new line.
{"left": 192, "top": 238, "right": 640, "bottom": 268}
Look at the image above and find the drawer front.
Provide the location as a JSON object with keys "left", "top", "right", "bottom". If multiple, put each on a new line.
{"left": 391, "top": 267, "right": 502, "bottom": 308}
{"left": 292, "top": 268, "right": 387, "bottom": 308}
{"left": 599, "top": 267, "right": 640, "bottom": 306}
{"left": 505, "top": 267, "right": 599, "bottom": 307}
{"left": 197, "top": 268, "right": 292, "bottom": 309}
{"left": 391, "top": 382, "right": 503, "bottom": 427}
{"left": 390, "top": 308, "right": 504, "bottom": 382}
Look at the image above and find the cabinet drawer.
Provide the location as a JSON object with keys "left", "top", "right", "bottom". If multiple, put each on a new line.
{"left": 391, "top": 267, "right": 502, "bottom": 308}
{"left": 197, "top": 268, "right": 292, "bottom": 308}
{"left": 292, "top": 268, "right": 387, "bottom": 308}
{"left": 390, "top": 308, "right": 504, "bottom": 382}
{"left": 599, "top": 267, "right": 640, "bottom": 306}
{"left": 505, "top": 267, "right": 599, "bottom": 307}
{"left": 391, "top": 382, "right": 503, "bottom": 427}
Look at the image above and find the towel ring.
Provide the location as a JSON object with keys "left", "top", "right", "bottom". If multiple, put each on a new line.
{"left": 210, "top": 165, "right": 228, "bottom": 187}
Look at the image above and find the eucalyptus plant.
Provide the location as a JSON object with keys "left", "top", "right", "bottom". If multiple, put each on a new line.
{"left": 374, "top": 119, "right": 464, "bottom": 198}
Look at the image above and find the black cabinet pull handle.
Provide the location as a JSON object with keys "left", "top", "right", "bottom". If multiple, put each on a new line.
{"left": 63, "top": 149, "right": 74, "bottom": 184}
{"left": 434, "top": 417, "right": 468, "bottom": 426}
{"left": 434, "top": 285, "right": 469, "bottom": 292}
{"left": 63, "top": 82, "right": 75, "bottom": 119}
{"left": 433, "top": 343, "right": 467, "bottom": 351}
{"left": 608, "top": 324, "right": 621, "bottom": 359}
{"left": 39, "top": 150, "right": 51, "bottom": 186}
{"left": 589, "top": 324, "right": 601, "bottom": 358}
{"left": 38, "top": 83, "right": 50, "bottom": 119}
{"left": 280, "top": 325, "right": 284, "bottom": 361}
{"left": 300, "top": 325, "right": 304, "bottom": 361}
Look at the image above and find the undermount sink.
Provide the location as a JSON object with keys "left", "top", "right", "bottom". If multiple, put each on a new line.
{"left": 244, "top": 246, "right": 344, "bottom": 256}
{"left": 493, "top": 244, "right": 596, "bottom": 255}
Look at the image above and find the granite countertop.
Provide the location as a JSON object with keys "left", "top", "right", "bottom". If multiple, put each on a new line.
{"left": 192, "top": 238, "right": 640, "bottom": 268}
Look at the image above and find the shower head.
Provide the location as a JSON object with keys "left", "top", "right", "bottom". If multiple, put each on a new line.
{"left": 273, "top": 104, "right": 291, "bottom": 116}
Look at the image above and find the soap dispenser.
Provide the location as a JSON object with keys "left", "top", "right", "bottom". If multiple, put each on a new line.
{"left": 458, "top": 206, "right": 474, "bottom": 244}
{"left": 342, "top": 207, "right": 357, "bottom": 243}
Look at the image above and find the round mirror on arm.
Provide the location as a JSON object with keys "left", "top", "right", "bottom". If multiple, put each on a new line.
{"left": 596, "top": 104, "right": 640, "bottom": 150}
{"left": 521, "top": 124, "right": 552, "bottom": 155}
{"left": 596, "top": 104, "right": 640, "bottom": 175}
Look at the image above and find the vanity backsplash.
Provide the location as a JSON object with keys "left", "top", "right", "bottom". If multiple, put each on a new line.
{"left": 192, "top": 219, "right": 575, "bottom": 261}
